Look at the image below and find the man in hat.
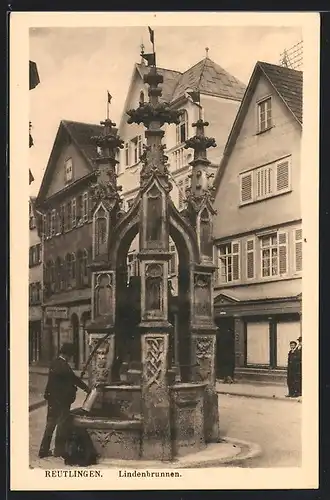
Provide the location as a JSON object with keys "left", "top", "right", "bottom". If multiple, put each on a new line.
{"left": 295, "top": 336, "right": 302, "bottom": 397}
{"left": 38, "top": 343, "right": 90, "bottom": 458}
{"left": 286, "top": 340, "right": 298, "bottom": 397}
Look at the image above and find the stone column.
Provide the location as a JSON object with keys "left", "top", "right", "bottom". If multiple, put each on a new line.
{"left": 141, "top": 332, "right": 172, "bottom": 460}
{"left": 190, "top": 270, "right": 219, "bottom": 443}
{"left": 191, "top": 333, "right": 219, "bottom": 443}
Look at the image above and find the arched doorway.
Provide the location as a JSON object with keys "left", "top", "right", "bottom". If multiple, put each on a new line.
{"left": 71, "top": 313, "right": 80, "bottom": 370}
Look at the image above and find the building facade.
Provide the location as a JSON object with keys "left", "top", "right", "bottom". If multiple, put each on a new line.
{"left": 29, "top": 197, "right": 43, "bottom": 364}
{"left": 212, "top": 62, "right": 303, "bottom": 383}
{"left": 36, "top": 120, "right": 103, "bottom": 368}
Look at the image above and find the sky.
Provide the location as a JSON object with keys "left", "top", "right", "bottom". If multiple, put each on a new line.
{"left": 29, "top": 25, "right": 302, "bottom": 196}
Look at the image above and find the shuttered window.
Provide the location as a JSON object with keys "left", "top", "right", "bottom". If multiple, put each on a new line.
{"left": 50, "top": 209, "right": 56, "bottom": 237}
{"left": 246, "top": 238, "right": 255, "bottom": 279}
{"left": 218, "top": 241, "right": 240, "bottom": 283}
{"left": 294, "top": 228, "right": 303, "bottom": 272}
{"left": 239, "top": 157, "right": 291, "bottom": 206}
{"left": 278, "top": 232, "right": 288, "bottom": 275}
{"left": 276, "top": 160, "right": 290, "bottom": 191}
{"left": 240, "top": 173, "right": 253, "bottom": 204}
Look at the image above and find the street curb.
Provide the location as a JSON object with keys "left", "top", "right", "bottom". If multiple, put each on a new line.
{"left": 217, "top": 390, "right": 302, "bottom": 403}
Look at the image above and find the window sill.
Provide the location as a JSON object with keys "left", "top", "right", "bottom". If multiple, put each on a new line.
{"left": 255, "top": 125, "right": 274, "bottom": 136}
{"left": 239, "top": 189, "right": 292, "bottom": 208}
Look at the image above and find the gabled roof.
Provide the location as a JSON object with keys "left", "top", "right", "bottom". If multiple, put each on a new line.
{"left": 137, "top": 58, "right": 246, "bottom": 103}
{"left": 258, "top": 62, "right": 303, "bottom": 124}
{"left": 213, "top": 61, "right": 303, "bottom": 192}
{"left": 171, "top": 57, "right": 246, "bottom": 102}
{"left": 37, "top": 119, "right": 102, "bottom": 204}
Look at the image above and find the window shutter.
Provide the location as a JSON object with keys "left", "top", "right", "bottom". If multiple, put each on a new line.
{"left": 232, "top": 242, "right": 240, "bottom": 281}
{"left": 240, "top": 173, "right": 253, "bottom": 203}
{"left": 276, "top": 160, "right": 290, "bottom": 192}
{"left": 295, "top": 229, "right": 303, "bottom": 272}
{"left": 246, "top": 239, "right": 255, "bottom": 279}
{"left": 278, "top": 232, "right": 288, "bottom": 275}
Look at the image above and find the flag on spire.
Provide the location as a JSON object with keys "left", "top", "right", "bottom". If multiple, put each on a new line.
{"left": 107, "top": 91, "right": 112, "bottom": 104}
{"left": 29, "top": 169, "right": 34, "bottom": 185}
{"left": 148, "top": 26, "right": 154, "bottom": 45}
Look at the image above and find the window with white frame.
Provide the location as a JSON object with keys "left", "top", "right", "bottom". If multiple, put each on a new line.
{"left": 258, "top": 97, "right": 272, "bottom": 133}
{"left": 176, "top": 110, "right": 188, "bottom": 145}
{"left": 64, "top": 158, "right": 73, "bottom": 183}
{"left": 294, "top": 228, "right": 303, "bottom": 273}
{"left": 82, "top": 192, "right": 89, "bottom": 222}
{"left": 124, "top": 142, "right": 129, "bottom": 167}
{"left": 127, "top": 252, "right": 139, "bottom": 281}
{"left": 50, "top": 209, "right": 56, "bottom": 237}
{"left": 260, "top": 232, "right": 287, "bottom": 278}
{"left": 239, "top": 157, "right": 291, "bottom": 205}
{"left": 169, "top": 244, "right": 177, "bottom": 276}
{"left": 218, "top": 241, "right": 240, "bottom": 283}
{"left": 131, "top": 135, "right": 143, "bottom": 165}
{"left": 246, "top": 238, "right": 255, "bottom": 279}
{"left": 71, "top": 198, "right": 77, "bottom": 228}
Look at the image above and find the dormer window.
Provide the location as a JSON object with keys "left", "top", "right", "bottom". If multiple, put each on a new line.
{"left": 64, "top": 157, "right": 73, "bottom": 183}
{"left": 257, "top": 97, "right": 272, "bottom": 133}
{"left": 176, "top": 110, "right": 188, "bottom": 145}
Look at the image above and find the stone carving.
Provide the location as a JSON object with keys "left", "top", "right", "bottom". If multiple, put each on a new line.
{"left": 89, "top": 334, "right": 115, "bottom": 384}
{"left": 194, "top": 274, "right": 212, "bottom": 317}
{"left": 194, "top": 336, "right": 214, "bottom": 382}
{"left": 94, "top": 273, "right": 114, "bottom": 318}
{"left": 145, "top": 337, "right": 165, "bottom": 387}
{"left": 88, "top": 429, "right": 124, "bottom": 448}
{"left": 196, "top": 337, "right": 213, "bottom": 359}
{"left": 145, "top": 264, "right": 163, "bottom": 311}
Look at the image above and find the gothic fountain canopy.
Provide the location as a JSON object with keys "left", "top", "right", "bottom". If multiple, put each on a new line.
{"left": 73, "top": 29, "right": 220, "bottom": 464}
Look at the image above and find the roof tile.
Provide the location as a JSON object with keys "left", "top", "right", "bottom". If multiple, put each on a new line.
{"left": 258, "top": 61, "right": 303, "bottom": 123}
{"left": 61, "top": 120, "right": 103, "bottom": 166}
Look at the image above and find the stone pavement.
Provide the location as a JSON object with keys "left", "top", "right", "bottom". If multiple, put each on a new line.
{"left": 29, "top": 391, "right": 261, "bottom": 470}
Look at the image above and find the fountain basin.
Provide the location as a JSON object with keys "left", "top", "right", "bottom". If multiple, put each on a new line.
{"left": 71, "top": 381, "right": 208, "bottom": 461}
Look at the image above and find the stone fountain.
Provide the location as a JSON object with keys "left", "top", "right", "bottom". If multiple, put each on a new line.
{"left": 71, "top": 42, "right": 220, "bottom": 463}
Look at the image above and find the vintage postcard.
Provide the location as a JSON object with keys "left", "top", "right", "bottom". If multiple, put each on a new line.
{"left": 10, "top": 11, "right": 319, "bottom": 491}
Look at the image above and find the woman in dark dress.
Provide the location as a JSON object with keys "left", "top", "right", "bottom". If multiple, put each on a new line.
{"left": 286, "top": 341, "right": 298, "bottom": 397}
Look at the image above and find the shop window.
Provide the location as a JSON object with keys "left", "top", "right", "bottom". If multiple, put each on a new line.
{"left": 246, "top": 322, "right": 270, "bottom": 366}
